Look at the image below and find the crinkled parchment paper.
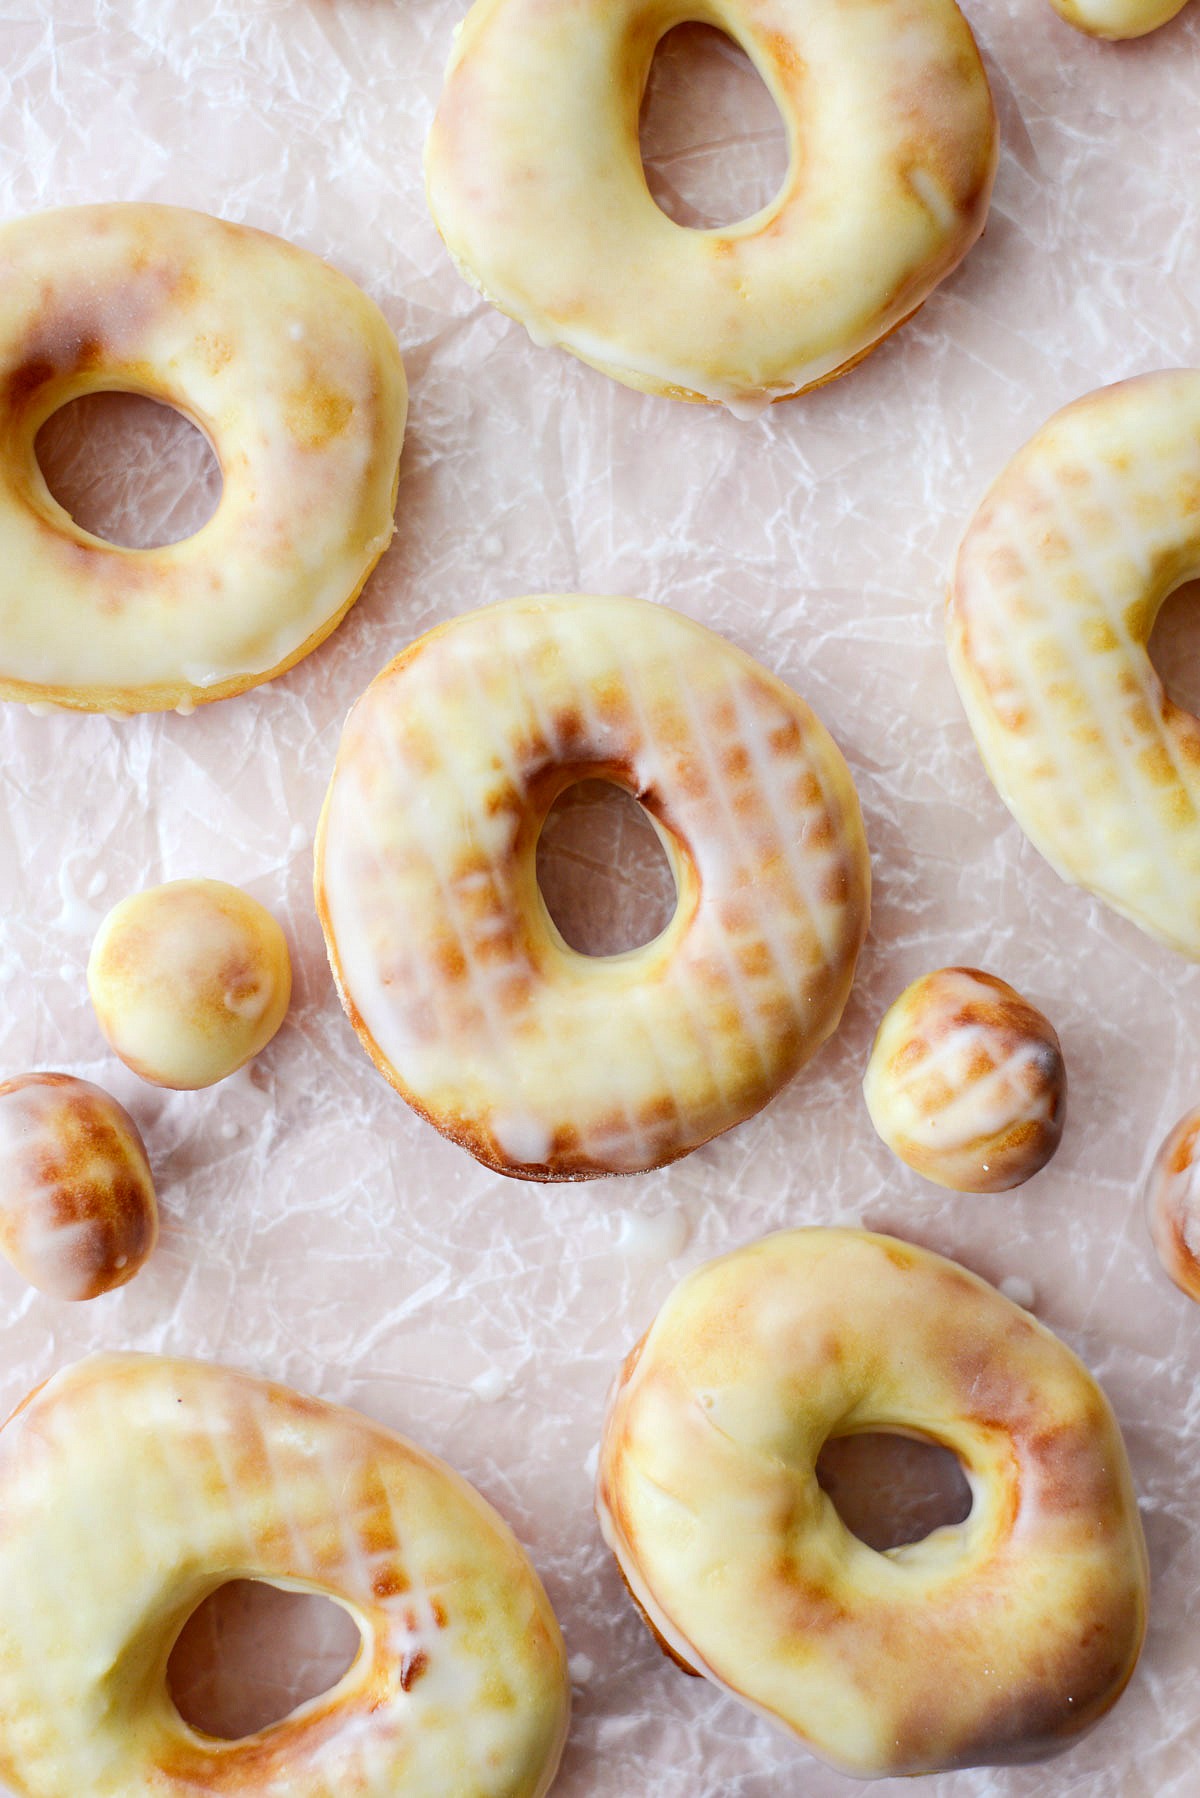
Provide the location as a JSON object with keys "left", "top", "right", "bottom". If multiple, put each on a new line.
{"left": 1, "top": 3, "right": 1199, "bottom": 1792}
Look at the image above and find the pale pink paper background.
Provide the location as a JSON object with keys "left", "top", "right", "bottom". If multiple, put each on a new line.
{"left": 1, "top": 2, "right": 1199, "bottom": 1792}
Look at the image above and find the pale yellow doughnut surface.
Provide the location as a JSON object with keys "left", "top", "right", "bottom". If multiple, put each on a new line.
{"left": 863, "top": 967, "right": 1066, "bottom": 1193}
{"left": 948, "top": 371, "right": 1200, "bottom": 960}
{"left": 425, "top": 0, "right": 997, "bottom": 413}
{"left": 315, "top": 594, "right": 870, "bottom": 1179}
{"left": 0, "top": 1072, "right": 157, "bottom": 1299}
{"left": 0, "top": 204, "right": 406, "bottom": 713}
{"left": 597, "top": 1228, "right": 1148, "bottom": 1777}
{"left": 1049, "top": 0, "right": 1188, "bottom": 36}
{"left": 88, "top": 879, "right": 292, "bottom": 1089}
{"left": 0, "top": 1354, "right": 569, "bottom": 1798}
{"left": 1144, "top": 1106, "right": 1200, "bottom": 1303}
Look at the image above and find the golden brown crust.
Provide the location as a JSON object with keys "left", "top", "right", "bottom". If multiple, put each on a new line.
{"left": 597, "top": 1228, "right": 1147, "bottom": 1778}
{"left": 0, "top": 1355, "right": 570, "bottom": 1798}
{"left": 0, "top": 203, "right": 406, "bottom": 713}
{"left": 0, "top": 1073, "right": 157, "bottom": 1299}
{"left": 87, "top": 879, "right": 292, "bottom": 1090}
{"left": 426, "top": 0, "right": 995, "bottom": 410}
{"left": 315, "top": 595, "right": 869, "bottom": 1178}
{"left": 1145, "top": 1105, "right": 1200, "bottom": 1302}
{"left": 863, "top": 968, "right": 1066, "bottom": 1192}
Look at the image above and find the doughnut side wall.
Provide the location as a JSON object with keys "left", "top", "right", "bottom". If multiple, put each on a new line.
{"left": 0, "top": 5, "right": 1197, "bottom": 1798}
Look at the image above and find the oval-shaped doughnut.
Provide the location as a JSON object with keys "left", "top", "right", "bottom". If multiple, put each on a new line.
{"left": 0, "top": 203, "right": 406, "bottom": 712}
{"left": 0, "top": 1354, "right": 569, "bottom": 1798}
{"left": 88, "top": 878, "right": 292, "bottom": 1089}
{"left": 1049, "top": 0, "right": 1188, "bottom": 35}
{"left": 598, "top": 1228, "right": 1148, "bottom": 1777}
{"left": 948, "top": 371, "right": 1200, "bottom": 960}
{"left": 0, "top": 1073, "right": 157, "bottom": 1299}
{"left": 863, "top": 968, "right": 1066, "bottom": 1192}
{"left": 425, "top": 0, "right": 997, "bottom": 413}
{"left": 1144, "top": 1105, "right": 1200, "bottom": 1303}
{"left": 315, "top": 594, "right": 870, "bottom": 1179}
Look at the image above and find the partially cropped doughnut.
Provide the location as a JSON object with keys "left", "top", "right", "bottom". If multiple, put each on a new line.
{"left": 1145, "top": 1106, "right": 1200, "bottom": 1303}
{"left": 948, "top": 371, "right": 1200, "bottom": 960}
{"left": 315, "top": 594, "right": 870, "bottom": 1179}
{"left": 88, "top": 879, "right": 292, "bottom": 1089}
{"left": 863, "top": 968, "right": 1066, "bottom": 1192}
{"left": 1049, "top": 0, "right": 1188, "bottom": 36}
{"left": 597, "top": 1228, "right": 1148, "bottom": 1778}
{"left": 425, "top": 0, "right": 996, "bottom": 413}
{"left": 0, "top": 1073, "right": 156, "bottom": 1299}
{"left": 0, "top": 203, "right": 405, "bottom": 713}
{"left": 0, "top": 1354, "right": 569, "bottom": 1798}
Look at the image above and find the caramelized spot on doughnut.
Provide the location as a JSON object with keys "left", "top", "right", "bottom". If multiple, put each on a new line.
{"left": 196, "top": 332, "right": 233, "bottom": 375}
{"left": 372, "top": 1566, "right": 407, "bottom": 1600}
{"left": 285, "top": 381, "right": 354, "bottom": 452}
{"left": 399, "top": 1649, "right": 429, "bottom": 1692}
{"left": 7, "top": 357, "right": 56, "bottom": 406}
{"left": 764, "top": 31, "right": 806, "bottom": 84}
{"left": 1168, "top": 1118, "right": 1200, "bottom": 1176}
{"left": 436, "top": 942, "right": 468, "bottom": 983}
{"left": 552, "top": 706, "right": 585, "bottom": 746}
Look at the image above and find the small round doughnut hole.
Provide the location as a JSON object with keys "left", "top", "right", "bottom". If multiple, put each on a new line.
{"left": 1144, "top": 1106, "right": 1200, "bottom": 1304}
{"left": 863, "top": 968, "right": 1066, "bottom": 1193}
{"left": 0, "top": 1073, "right": 157, "bottom": 1299}
{"left": 87, "top": 879, "right": 292, "bottom": 1090}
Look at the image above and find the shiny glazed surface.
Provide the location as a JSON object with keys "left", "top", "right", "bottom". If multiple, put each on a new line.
{"left": 316, "top": 595, "right": 869, "bottom": 1178}
{"left": 426, "top": 0, "right": 996, "bottom": 410}
{"left": 0, "top": 204, "right": 406, "bottom": 712}
{"left": 598, "top": 1228, "right": 1148, "bottom": 1776}
{"left": 0, "top": 1354, "right": 569, "bottom": 1798}
{"left": 0, "top": 6, "right": 1197, "bottom": 1796}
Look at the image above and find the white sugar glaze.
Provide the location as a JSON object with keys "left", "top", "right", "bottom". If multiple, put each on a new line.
{"left": 315, "top": 594, "right": 870, "bottom": 1180}
{"left": 0, "top": 1354, "right": 570, "bottom": 1798}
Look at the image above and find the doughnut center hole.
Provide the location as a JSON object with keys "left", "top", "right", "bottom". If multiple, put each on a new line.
{"left": 36, "top": 391, "right": 222, "bottom": 548}
{"left": 639, "top": 24, "right": 789, "bottom": 229}
{"left": 1149, "top": 578, "right": 1200, "bottom": 718}
{"left": 816, "top": 1432, "right": 972, "bottom": 1552}
{"left": 537, "top": 779, "right": 677, "bottom": 956}
{"left": 167, "top": 1580, "right": 361, "bottom": 1738}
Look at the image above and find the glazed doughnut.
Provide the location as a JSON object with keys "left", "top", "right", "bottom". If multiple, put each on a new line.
{"left": 88, "top": 878, "right": 292, "bottom": 1089}
{"left": 425, "top": 0, "right": 996, "bottom": 414}
{"left": 598, "top": 1228, "right": 1148, "bottom": 1777}
{"left": 1049, "top": 0, "right": 1188, "bottom": 35}
{"left": 315, "top": 594, "right": 870, "bottom": 1179}
{"left": 0, "top": 1354, "right": 569, "bottom": 1798}
{"left": 0, "top": 1073, "right": 157, "bottom": 1299}
{"left": 0, "top": 203, "right": 406, "bottom": 713}
{"left": 863, "top": 968, "right": 1066, "bottom": 1192}
{"left": 948, "top": 371, "right": 1200, "bottom": 960}
{"left": 1144, "top": 1105, "right": 1200, "bottom": 1303}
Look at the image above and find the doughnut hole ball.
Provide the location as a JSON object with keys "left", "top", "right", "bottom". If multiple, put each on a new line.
{"left": 0, "top": 1073, "right": 157, "bottom": 1299}
{"left": 863, "top": 968, "right": 1066, "bottom": 1193}
{"left": 1144, "top": 1106, "right": 1200, "bottom": 1304}
{"left": 87, "top": 879, "right": 292, "bottom": 1090}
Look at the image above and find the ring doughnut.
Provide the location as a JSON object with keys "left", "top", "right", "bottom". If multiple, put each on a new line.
{"left": 0, "top": 203, "right": 406, "bottom": 713}
{"left": 425, "top": 0, "right": 997, "bottom": 414}
{"left": 597, "top": 1228, "right": 1148, "bottom": 1776}
{"left": 1048, "top": 0, "right": 1188, "bottom": 35}
{"left": 0, "top": 1353, "right": 569, "bottom": 1798}
{"left": 948, "top": 371, "right": 1200, "bottom": 960}
{"left": 315, "top": 594, "right": 870, "bottom": 1179}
